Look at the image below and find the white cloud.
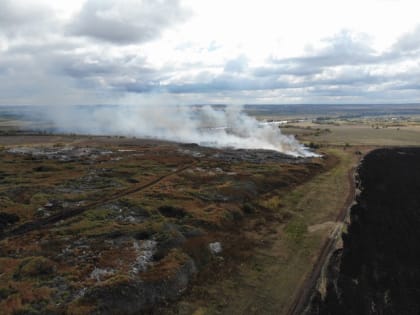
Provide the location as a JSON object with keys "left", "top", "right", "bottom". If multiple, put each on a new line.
{"left": 68, "top": 0, "right": 190, "bottom": 44}
{"left": 0, "top": 0, "right": 419, "bottom": 105}
{"left": 0, "top": 0, "right": 52, "bottom": 37}
{"left": 393, "top": 25, "right": 420, "bottom": 53}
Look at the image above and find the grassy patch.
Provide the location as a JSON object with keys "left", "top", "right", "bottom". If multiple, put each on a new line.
{"left": 284, "top": 219, "right": 307, "bottom": 244}
{"left": 173, "top": 148, "right": 360, "bottom": 314}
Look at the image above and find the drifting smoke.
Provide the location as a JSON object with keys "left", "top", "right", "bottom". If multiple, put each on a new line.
{"left": 42, "top": 105, "right": 315, "bottom": 157}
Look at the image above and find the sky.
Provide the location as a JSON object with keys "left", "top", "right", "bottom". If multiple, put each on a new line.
{"left": 0, "top": 0, "right": 420, "bottom": 106}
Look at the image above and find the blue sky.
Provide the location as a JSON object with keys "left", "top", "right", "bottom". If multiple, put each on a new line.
{"left": 0, "top": 0, "right": 420, "bottom": 105}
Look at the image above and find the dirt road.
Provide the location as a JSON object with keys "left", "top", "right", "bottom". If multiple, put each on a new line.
{"left": 286, "top": 160, "right": 359, "bottom": 315}
{"left": 1, "top": 162, "right": 195, "bottom": 239}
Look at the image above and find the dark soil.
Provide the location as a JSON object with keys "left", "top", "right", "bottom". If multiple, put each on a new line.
{"left": 0, "top": 212, "right": 19, "bottom": 231}
{"left": 158, "top": 206, "right": 188, "bottom": 219}
{"left": 308, "top": 148, "right": 420, "bottom": 315}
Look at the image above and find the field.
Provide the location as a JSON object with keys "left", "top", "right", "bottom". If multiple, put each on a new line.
{"left": 282, "top": 120, "right": 420, "bottom": 147}
{"left": 0, "top": 134, "right": 326, "bottom": 314}
{"left": 164, "top": 147, "right": 359, "bottom": 315}
{"left": 1, "top": 104, "right": 420, "bottom": 314}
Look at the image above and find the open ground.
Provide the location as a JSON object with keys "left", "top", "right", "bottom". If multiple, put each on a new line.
{"left": 1, "top": 104, "right": 420, "bottom": 314}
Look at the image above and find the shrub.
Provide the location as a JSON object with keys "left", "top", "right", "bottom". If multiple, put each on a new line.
{"left": 15, "top": 257, "right": 55, "bottom": 278}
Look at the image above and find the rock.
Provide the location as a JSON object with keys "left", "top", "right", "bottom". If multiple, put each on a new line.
{"left": 131, "top": 240, "right": 157, "bottom": 274}
{"left": 86, "top": 257, "right": 197, "bottom": 315}
{"left": 154, "top": 224, "right": 186, "bottom": 261}
{"left": 209, "top": 242, "right": 222, "bottom": 255}
{"left": 90, "top": 268, "right": 115, "bottom": 282}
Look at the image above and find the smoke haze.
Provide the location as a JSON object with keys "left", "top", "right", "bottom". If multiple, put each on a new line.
{"left": 42, "top": 105, "right": 315, "bottom": 157}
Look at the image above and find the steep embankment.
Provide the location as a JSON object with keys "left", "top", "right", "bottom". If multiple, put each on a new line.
{"left": 308, "top": 148, "right": 420, "bottom": 315}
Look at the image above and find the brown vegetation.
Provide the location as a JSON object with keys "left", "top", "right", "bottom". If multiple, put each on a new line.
{"left": 0, "top": 136, "right": 325, "bottom": 314}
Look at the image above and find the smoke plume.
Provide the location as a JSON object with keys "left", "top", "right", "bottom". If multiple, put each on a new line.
{"left": 42, "top": 105, "right": 315, "bottom": 157}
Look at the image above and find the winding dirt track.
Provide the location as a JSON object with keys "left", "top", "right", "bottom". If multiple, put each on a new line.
{"left": 1, "top": 162, "right": 195, "bottom": 240}
{"left": 286, "top": 162, "right": 359, "bottom": 315}
{"left": 1, "top": 150, "right": 359, "bottom": 314}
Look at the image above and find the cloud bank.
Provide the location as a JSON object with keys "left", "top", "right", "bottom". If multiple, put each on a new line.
{"left": 68, "top": 0, "right": 189, "bottom": 44}
{"left": 0, "top": 0, "right": 419, "bottom": 105}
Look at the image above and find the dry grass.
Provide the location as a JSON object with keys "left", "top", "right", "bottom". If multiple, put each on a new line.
{"left": 0, "top": 136, "right": 327, "bottom": 314}
{"left": 284, "top": 120, "right": 420, "bottom": 147}
{"left": 168, "top": 148, "right": 361, "bottom": 314}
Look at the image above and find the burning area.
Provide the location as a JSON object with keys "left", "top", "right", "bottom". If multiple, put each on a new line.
{"left": 0, "top": 136, "right": 325, "bottom": 314}
{"left": 28, "top": 105, "right": 316, "bottom": 157}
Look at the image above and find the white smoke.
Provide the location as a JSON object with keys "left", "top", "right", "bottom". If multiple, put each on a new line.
{"left": 43, "top": 105, "right": 315, "bottom": 157}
